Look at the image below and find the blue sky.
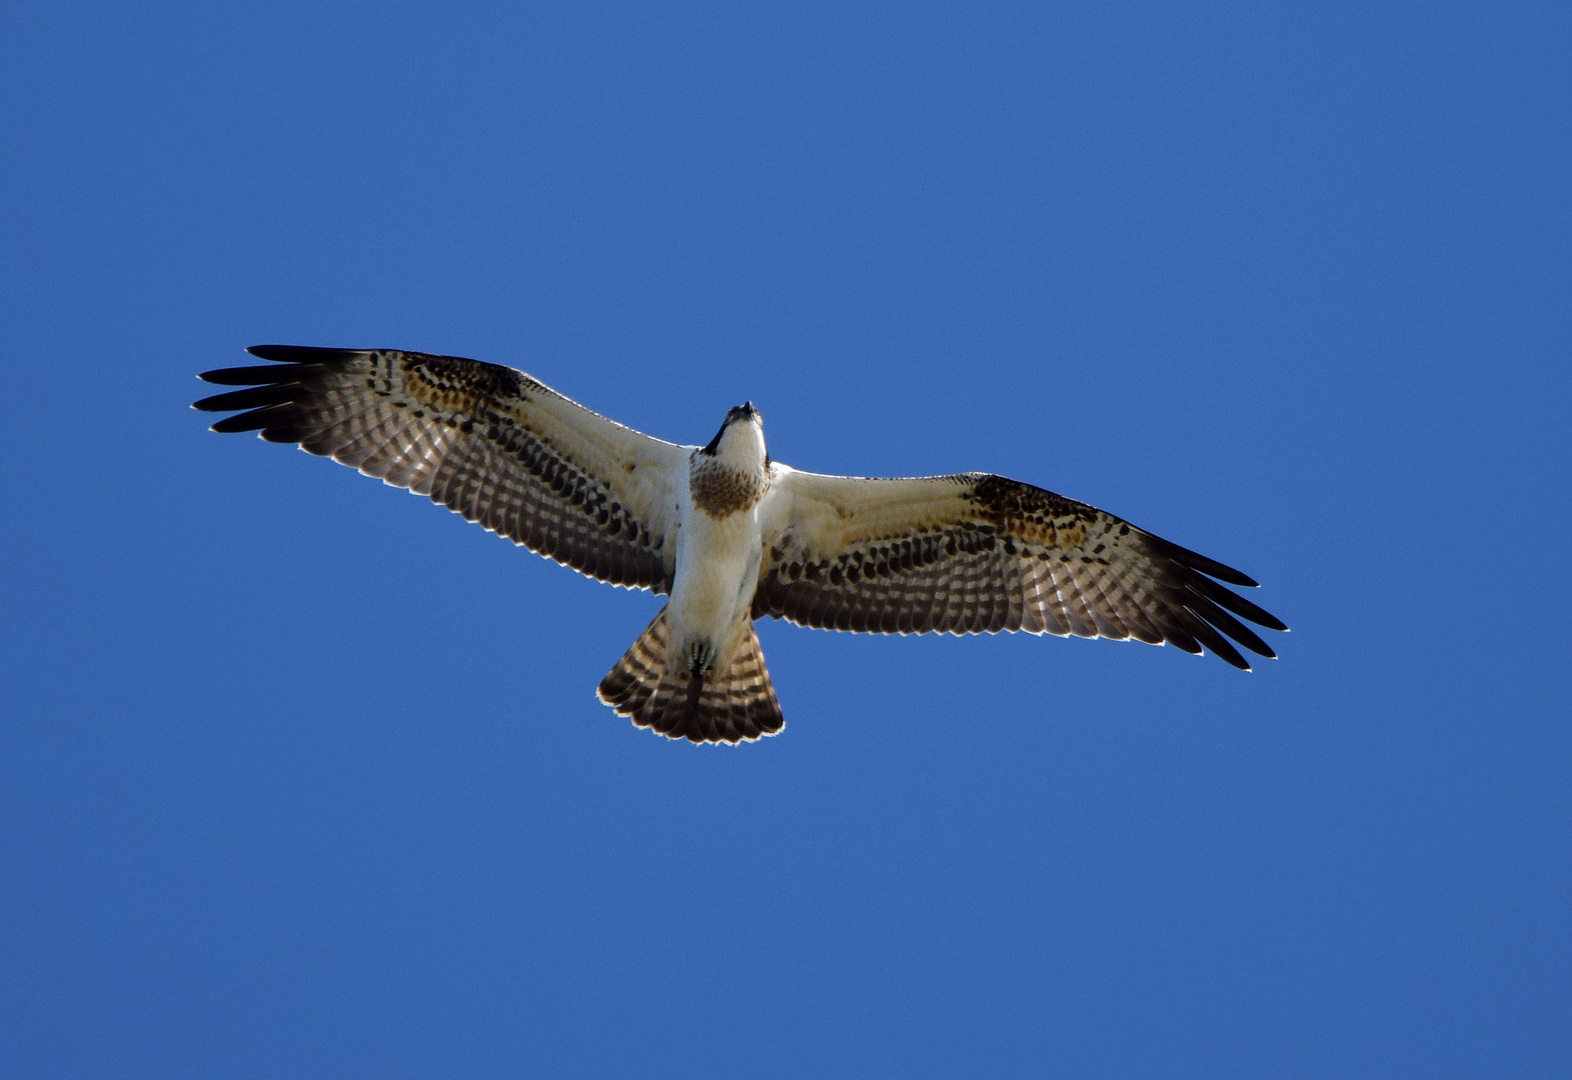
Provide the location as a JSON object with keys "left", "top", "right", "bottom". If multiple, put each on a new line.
{"left": 2, "top": 2, "right": 1568, "bottom": 1076}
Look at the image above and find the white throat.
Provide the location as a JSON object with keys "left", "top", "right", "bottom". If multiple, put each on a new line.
{"left": 713, "top": 417, "right": 767, "bottom": 473}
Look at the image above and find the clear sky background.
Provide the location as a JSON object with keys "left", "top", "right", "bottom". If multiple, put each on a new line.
{"left": 2, "top": 3, "right": 1568, "bottom": 1077}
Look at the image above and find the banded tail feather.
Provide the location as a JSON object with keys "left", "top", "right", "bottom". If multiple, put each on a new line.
{"left": 598, "top": 609, "right": 785, "bottom": 744}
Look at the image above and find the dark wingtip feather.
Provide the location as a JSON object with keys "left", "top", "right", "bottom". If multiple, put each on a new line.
{"left": 209, "top": 404, "right": 297, "bottom": 434}
{"left": 1176, "top": 609, "right": 1251, "bottom": 670}
{"left": 1148, "top": 535, "right": 1259, "bottom": 587}
{"left": 1185, "top": 592, "right": 1277, "bottom": 659}
{"left": 192, "top": 385, "right": 300, "bottom": 412}
{"left": 198, "top": 364, "right": 313, "bottom": 386}
{"left": 1155, "top": 620, "right": 1205, "bottom": 657}
{"left": 246, "top": 344, "right": 367, "bottom": 364}
{"left": 197, "top": 351, "right": 342, "bottom": 425}
{"left": 1139, "top": 532, "right": 1291, "bottom": 665}
{"left": 209, "top": 414, "right": 267, "bottom": 434}
{"left": 1182, "top": 551, "right": 1258, "bottom": 588}
{"left": 1189, "top": 574, "right": 1289, "bottom": 632}
{"left": 1208, "top": 641, "right": 1252, "bottom": 670}
{"left": 1204, "top": 632, "right": 1253, "bottom": 670}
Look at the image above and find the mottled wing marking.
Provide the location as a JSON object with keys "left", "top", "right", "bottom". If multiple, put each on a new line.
{"left": 754, "top": 469, "right": 1286, "bottom": 669}
{"left": 195, "top": 346, "right": 685, "bottom": 592}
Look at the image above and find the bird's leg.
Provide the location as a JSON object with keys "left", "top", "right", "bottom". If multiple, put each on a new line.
{"left": 684, "top": 666, "right": 704, "bottom": 716}
{"left": 677, "top": 638, "right": 714, "bottom": 730}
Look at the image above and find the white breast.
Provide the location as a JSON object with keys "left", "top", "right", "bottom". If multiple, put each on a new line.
{"left": 666, "top": 465, "right": 767, "bottom": 671}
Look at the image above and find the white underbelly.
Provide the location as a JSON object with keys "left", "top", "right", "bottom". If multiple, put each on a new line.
{"left": 668, "top": 509, "right": 762, "bottom": 666}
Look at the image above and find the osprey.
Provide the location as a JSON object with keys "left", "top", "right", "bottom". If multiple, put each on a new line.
{"left": 195, "top": 346, "right": 1287, "bottom": 744}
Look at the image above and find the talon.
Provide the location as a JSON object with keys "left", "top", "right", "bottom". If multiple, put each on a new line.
{"left": 684, "top": 639, "right": 717, "bottom": 674}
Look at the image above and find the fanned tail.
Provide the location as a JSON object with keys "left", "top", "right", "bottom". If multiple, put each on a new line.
{"left": 597, "top": 608, "right": 785, "bottom": 744}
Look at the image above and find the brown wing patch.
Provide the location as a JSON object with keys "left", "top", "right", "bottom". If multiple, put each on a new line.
{"left": 402, "top": 353, "right": 529, "bottom": 410}
{"left": 966, "top": 473, "right": 1097, "bottom": 549}
{"left": 967, "top": 473, "right": 1098, "bottom": 523}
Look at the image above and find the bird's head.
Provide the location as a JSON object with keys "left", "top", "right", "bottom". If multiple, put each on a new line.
{"left": 700, "top": 401, "right": 767, "bottom": 470}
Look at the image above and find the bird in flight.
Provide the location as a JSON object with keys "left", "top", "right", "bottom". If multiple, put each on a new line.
{"left": 195, "top": 346, "right": 1286, "bottom": 744}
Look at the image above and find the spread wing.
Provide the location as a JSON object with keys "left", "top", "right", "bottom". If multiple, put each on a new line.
{"left": 754, "top": 468, "right": 1287, "bottom": 669}
{"left": 194, "top": 346, "right": 687, "bottom": 592}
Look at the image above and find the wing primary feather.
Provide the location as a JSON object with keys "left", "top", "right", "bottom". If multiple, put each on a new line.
{"left": 209, "top": 404, "right": 298, "bottom": 434}
{"left": 1147, "top": 535, "right": 1259, "bottom": 588}
{"left": 1172, "top": 606, "right": 1251, "bottom": 669}
{"left": 1146, "top": 607, "right": 1205, "bottom": 656}
{"left": 1183, "top": 590, "right": 1277, "bottom": 658}
{"left": 197, "top": 364, "right": 322, "bottom": 386}
{"left": 245, "top": 344, "right": 367, "bottom": 364}
{"left": 1186, "top": 573, "right": 1288, "bottom": 631}
{"left": 192, "top": 385, "right": 304, "bottom": 413}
